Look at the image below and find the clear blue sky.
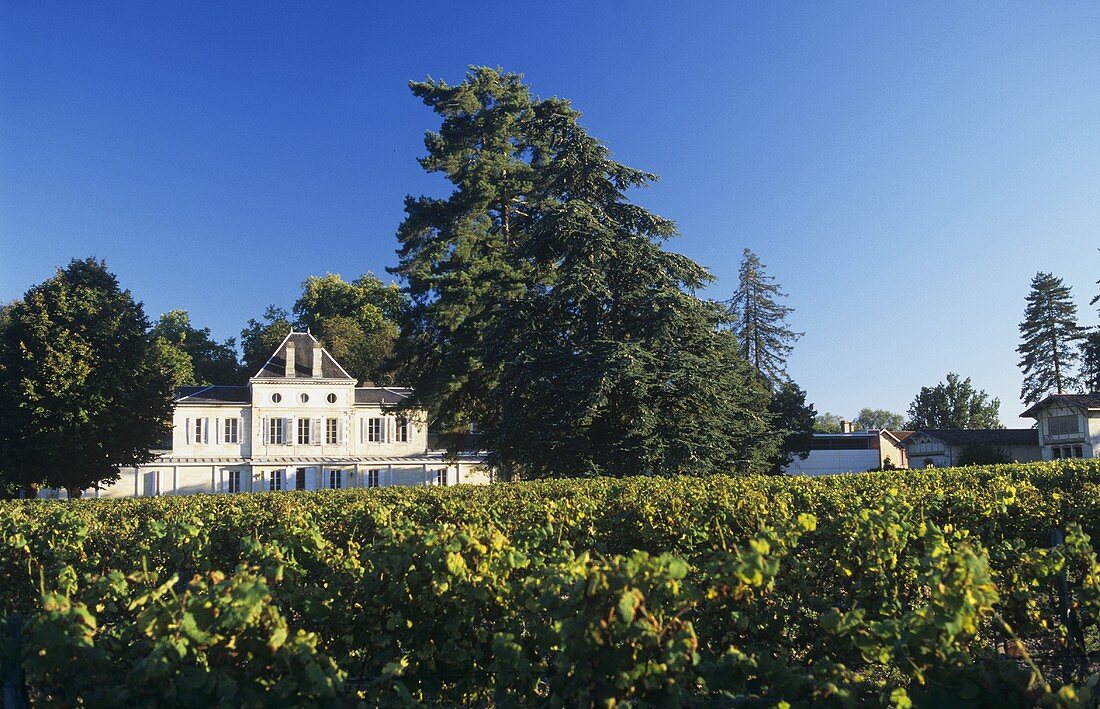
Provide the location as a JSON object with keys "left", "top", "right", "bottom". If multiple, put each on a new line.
{"left": 3, "top": 2, "right": 1099, "bottom": 425}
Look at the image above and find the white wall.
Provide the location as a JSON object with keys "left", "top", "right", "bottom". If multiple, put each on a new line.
{"left": 785, "top": 450, "right": 880, "bottom": 476}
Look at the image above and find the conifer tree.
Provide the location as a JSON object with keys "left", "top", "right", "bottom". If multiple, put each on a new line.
{"left": 392, "top": 67, "right": 776, "bottom": 476}
{"left": 1017, "top": 272, "right": 1083, "bottom": 405}
{"left": 1079, "top": 331, "right": 1100, "bottom": 393}
{"left": 728, "top": 249, "right": 802, "bottom": 385}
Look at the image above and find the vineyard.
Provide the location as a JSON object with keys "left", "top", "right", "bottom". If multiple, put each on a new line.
{"left": 3, "top": 462, "right": 1100, "bottom": 706}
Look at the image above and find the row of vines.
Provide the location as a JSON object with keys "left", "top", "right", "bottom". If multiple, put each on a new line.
{"left": 4, "top": 461, "right": 1100, "bottom": 706}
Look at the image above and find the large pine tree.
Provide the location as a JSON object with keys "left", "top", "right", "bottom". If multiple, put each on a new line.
{"left": 728, "top": 249, "right": 802, "bottom": 384}
{"left": 392, "top": 67, "right": 776, "bottom": 477}
{"left": 1017, "top": 272, "right": 1083, "bottom": 405}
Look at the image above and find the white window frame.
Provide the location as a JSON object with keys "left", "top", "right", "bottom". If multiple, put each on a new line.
{"left": 328, "top": 469, "right": 343, "bottom": 489}
{"left": 227, "top": 469, "right": 241, "bottom": 494}
{"left": 223, "top": 418, "right": 240, "bottom": 444}
{"left": 367, "top": 417, "right": 384, "bottom": 443}
{"left": 268, "top": 418, "right": 286, "bottom": 445}
{"left": 367, "top": 469, "right": 380, "bottom": 488}
{"left": 297, "top": 417, "right": 312, "bottom": 445}
{"left": 395, "top": 417, "right": 410, "bottom": 443}
{"left": 326, "top": 417, "right": 339, "bottom": 445}
{"left": 269, "top": 470, "right": 283, "bottom": 492}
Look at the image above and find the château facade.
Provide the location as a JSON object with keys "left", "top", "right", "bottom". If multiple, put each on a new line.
{"left": 45, "top": 332, "right": 487, "bottom": 498}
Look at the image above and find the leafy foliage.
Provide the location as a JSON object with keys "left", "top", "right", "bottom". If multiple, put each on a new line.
{"left": 240, "top": 306, "right": 294, "bottom": 378}
{"left": 1018, "top": 272, "right": 1084, "bottom": 404}
{"left": 0, "top": 259, "right": 174, "bottom": 496}
{"left": 854, "top": 408, "right": 906, "bottom": 431}
{"left": 293, "top": 273, "right": 407, "bottom": 385}
{"left": 907, "top": 372, "right": 1002, "bottom": 430}
{"left": 151, "top": 310, "right": 241, "bottom": 386}
{"left": 4, "top": 462, "right": 1100, "bottom": 704}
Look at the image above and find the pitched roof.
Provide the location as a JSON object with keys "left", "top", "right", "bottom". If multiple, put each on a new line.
{"left": 175, "top": 386, "right": 251, "bottom": 404}
{"left": 904, "top": 428, "right": 1038, "bottom": 447}
{"left": 355, "top": 387, "right": 412, "bottom": 405}
{"left": 885, "top": 430, "right": 915, "bottom": 444}
{"left": 1021, "top": 393, "right": 1100, "bottom": 418}
{"left": 251, "top": 331, "right": 355, "bottom": 381}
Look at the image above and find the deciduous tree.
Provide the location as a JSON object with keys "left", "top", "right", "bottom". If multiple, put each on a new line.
{"left": 853, "top": 408, "right": 905, "bottom": 431}
{"left": 152, "top": 310, "right": 240, "bottom": 385}
{"left": 240, "top": 306, "right": 293, "bottom": 377}
{"left": 0, "top": 259, "right": 175, "bottom": 496}
{"left": 813, "top": 412, "right": 845, "bottom": 433}
{"left": 1017, "top": 272, "right": 1083, "bottom": 404}
{"left": 906, "top": 373, "right": 1001, "bottom": 430}
{"left": 293, "top": 273, "right": 406, "bottom": 384}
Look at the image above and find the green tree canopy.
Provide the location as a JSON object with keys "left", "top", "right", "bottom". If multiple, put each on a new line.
{"left": 293, "top": 273, "right": 406, "bottom": 384}
{"left": 906, "top": 373, "right": 1002, "bottom": 430}
{"left": 768, "top": 382, "right": 817, "bottom": 474}
{"left": 1080, "top": 331, "right": 1100, "bottom": 393}
{"left": 240, "top": 306, "right": 294, "bottom": 378}
{"left": 392, "top": 67, "right": 776, "bottom": 477}
{"left": 151, "top": 310, "right": 240, "bottom": 385}
{"left": 728, "top": 248, "right": 801, "bottom": 385}
{"left": 813, "top": 412, "right": 845, "bottom": 433}
{"left": 853, "top": 408, "right": 906, "bottom": 431}
{"left": 1017, "top": 271, "right": 1083, "bottom": 405}
{"left": 0, "top": 259, "right": 175, "bottom": 496}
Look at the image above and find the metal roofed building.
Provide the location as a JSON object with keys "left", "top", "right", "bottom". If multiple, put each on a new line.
{"left": 784, "top": 426, "right": 912, "bottom": 476}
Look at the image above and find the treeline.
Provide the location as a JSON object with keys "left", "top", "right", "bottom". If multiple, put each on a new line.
{"left": 0, "top": 67, "right": 821, "bottom": 494}
{"left": 2, "top": 462, "right": 1100, "bottom": 705}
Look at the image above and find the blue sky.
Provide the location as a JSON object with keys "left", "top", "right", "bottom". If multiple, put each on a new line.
{"left": 3, "top": 2, "right": 1100, "bottom": 425}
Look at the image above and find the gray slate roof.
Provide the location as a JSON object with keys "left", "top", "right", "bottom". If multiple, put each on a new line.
{"left": 355, "top": 387, "right": 412, "bottom": 405}
{"left": 905, "top": 428, "right": 1038, "bottom": 447}
{"left": 175, "top": 386, "right": 251, "bottom": 404}
{"left": 1021, "top": 394, "right": 1100, "bottom": 418}
{"left": 252, "top": 332, "right": 355, "bottom": 380}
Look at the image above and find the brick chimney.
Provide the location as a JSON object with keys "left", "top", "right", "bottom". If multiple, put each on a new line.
{"left": 284, "top": 341, "right": 295, "bottom": 378}
{"left": 312, "top": 341, "right": 323, "bottom": 378}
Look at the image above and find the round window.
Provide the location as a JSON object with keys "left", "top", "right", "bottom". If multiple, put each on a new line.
{"left": 326, "top": 393, "right": 337, "bottom": 404}
{"left": 299, "top": 393, "right": 310, "bottom": 404}
{"left": 271, "top": 393, "right": 282, "bottom": 404}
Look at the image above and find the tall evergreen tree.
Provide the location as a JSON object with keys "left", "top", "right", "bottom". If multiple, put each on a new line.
{"left": 392, "top": 67, "right": 776, "bottom": 476}
{"left": 728, "top": 249, "right": 802, "bottom": 384}
{"left": 0, "top": 259, "right": 175, "bottom": 496}
{"left": 1017, "top": 272, "right": 1083, "bottom": 405}
{"left": 766, "top": 382, "right": 817, "bottom": 474}
{"left": 1080, "top": 331, "right": 1100, "bottom": 393}
{"left": 389, "top": 68, "right": 544, "bottom": 435}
